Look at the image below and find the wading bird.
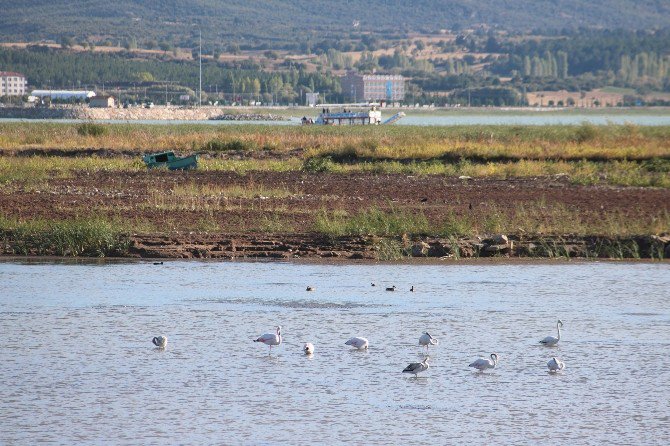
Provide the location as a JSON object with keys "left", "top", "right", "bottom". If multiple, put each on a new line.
{"left": 419, "top": 332, "right": 438, "bottom": 352}
{"left": 345, "top": 337, "right": 369, "bottom": 350}
{"left": 403, "top": 356, "right": 430, "bottom": 377}
{"left": 540, "top": 320, "right": 563, "bottom": 346}
{"left": 254, "top": 326, "right": 282, "bottom": 354}
{"left": 469, "top": 353, "right": 498, "bottom": 371}
{"left": 547, "top": 357, "right": 565, "bottom": 372}
{"left": 152, "top": 336, "right": 167, "bottom": 349}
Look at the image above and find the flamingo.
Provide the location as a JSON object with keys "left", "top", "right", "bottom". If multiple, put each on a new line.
{"left": 152, "top": 336, "right": 167, "bottom": 349}
{"left": 254, "top": 326, "right": 282, "bottom": 354}
{"left": 303, "top": 343, "right": 314, "bottom": 355}
{"left": 403, "top": 356, "right": 430, "bottom": 377}
{"left": 419, "top": 332, "right": 438, "bottom": 352}
{"left": 540, "top": 320, "right": 563, "bottom": 346}
{"left": 469, "top": 353, "right": 498, "bottom": 371}
{"left": 345, "top": 337, "right": 369, "bottom": 350}
{"left": 547, "top": 357, "right": 565, "bottom": 372}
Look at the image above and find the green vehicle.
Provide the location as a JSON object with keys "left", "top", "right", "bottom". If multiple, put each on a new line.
{"left": 142, "top": 151, "right": 198, "bottom": 170}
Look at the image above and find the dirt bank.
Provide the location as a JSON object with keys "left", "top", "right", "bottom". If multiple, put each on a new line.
{"left": 1, "top": 169, "right": 668, "bottom": 260}
{"left": 124, "top": 233, "right": 670, "bottom": 260}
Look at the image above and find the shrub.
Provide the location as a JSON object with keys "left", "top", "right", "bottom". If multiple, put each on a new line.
{"left": 77, "top": 123, "right": 107, "bottom": 137}
{"left": 302, "top": 156, "right": 337, "bottom": 172}
{"left": 573, "top": 123, "right": 599, "bottom": 143}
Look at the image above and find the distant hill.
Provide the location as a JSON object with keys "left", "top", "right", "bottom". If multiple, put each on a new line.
{"left": 2, "top": 0, "right": 669, "bottom": 48}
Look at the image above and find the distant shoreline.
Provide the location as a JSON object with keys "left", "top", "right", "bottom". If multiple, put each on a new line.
{"left": 1, "top": 105, "right": 669, "bottom": 122}
{"left": 0, "top": 106, "right": 289, "bottom": 121}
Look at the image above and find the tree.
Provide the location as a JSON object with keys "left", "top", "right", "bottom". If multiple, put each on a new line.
{"left": 60, "top": 36, "right": 74, "bottom": 49}
{"left": 485, "top": 36, "right": 500, "bottom": 53}
{"left": 122, "top": 37, "right": 137, "bottom": 50}
{"left": 227, "top": 43, "right": 240, "bottom": 55}
{"left": 159, "top": 41, "right": 172, "bottom": 52}
{"left": 523, "top": 56, "right": 531, "bottom": 76}
{"left": 557, "top": 51, "right": 569, "bottom": 78}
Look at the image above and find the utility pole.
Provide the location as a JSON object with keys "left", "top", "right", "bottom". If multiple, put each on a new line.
{"left": 199, "top": 29, "right": 202, "bottom": 107}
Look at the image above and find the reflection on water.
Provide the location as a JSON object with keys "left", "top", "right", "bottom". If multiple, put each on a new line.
{"left": 1, "top": 260, "right": 669, "bottom": 444}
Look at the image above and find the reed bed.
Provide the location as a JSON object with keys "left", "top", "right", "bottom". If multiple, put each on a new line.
{"left": 315, "top": 203, "right": 670, "bottom": 238}
{"left": 0, "top": 216, "right": 129, "bottom": 256}
{"left": 0, "top": 155, "right": 667, "bottom": 188}
{"left": 2, "top": 122, "right": 670, "bottom": 162}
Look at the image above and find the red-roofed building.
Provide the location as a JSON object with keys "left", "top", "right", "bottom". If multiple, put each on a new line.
{"left": 0, "top": 72, "right": 28, "bottom": 97}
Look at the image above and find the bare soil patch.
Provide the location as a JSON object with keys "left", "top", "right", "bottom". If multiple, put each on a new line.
{"left": 2, "top": 169, "right": 668, "bottom": 259}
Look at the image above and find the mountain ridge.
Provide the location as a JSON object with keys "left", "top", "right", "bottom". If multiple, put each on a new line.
{"left": 2, "top": 0, "right": 669, "bottom": 47}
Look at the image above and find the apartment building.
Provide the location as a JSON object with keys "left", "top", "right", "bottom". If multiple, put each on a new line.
{"left": 0, "top": 72, "right": 28, "bottom": 96}
{"left": 340, "top": 72, "right": 405, "bottom": 103}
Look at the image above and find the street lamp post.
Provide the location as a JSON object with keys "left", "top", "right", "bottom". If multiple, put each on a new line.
{"left": 199, "top": 29, "right": 202, "bottom": 107}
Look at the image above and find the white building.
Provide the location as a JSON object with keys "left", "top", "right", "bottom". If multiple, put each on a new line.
{"left": 306, "top": 92, "right": 319, "bottom": 107}
{"left": 89, "top": 95, "right": 115, "bottom": 108}
{"left": 0, "top": 72, "right": 28, "bottom": 96}
{"left": 30, "top": 90, "right": 96, "bottom": 101}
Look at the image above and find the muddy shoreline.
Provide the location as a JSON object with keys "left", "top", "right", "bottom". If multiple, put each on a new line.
{"left": 3, "top": 231, "right": 668, "bottom": 260}
{"left": 126, "top": 233, "right": 670, "bottom": 260}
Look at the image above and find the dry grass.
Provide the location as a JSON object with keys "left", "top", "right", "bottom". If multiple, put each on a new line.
{"left": 441, "top": 201, "right": 670, "bottom": 237}
{"left": 2, "top": 122, "right": 669, "bottom": 162}
{"left": 144, "top": 182, "right": 293, "bottom": 213}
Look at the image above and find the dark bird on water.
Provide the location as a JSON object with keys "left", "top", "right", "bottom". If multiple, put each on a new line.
{"left": 386, "top": 285, "right": 396, "bottom": 292}
{"left": 153, "top": 261, "right": 163, "bottom": 265}
{"left": 152, "top": 336, "right": 167, "bottom": 349}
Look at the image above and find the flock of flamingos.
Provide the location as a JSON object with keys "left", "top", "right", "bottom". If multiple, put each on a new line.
{"left": 151, "top": 315, "right": 566, "bottom": 377}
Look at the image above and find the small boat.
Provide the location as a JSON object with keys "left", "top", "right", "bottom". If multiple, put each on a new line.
{"left": 143, "top": 151, "right": 198, "bottom": 170}
{"left": 303, "top": 104, "right": 405, "bottom": 126}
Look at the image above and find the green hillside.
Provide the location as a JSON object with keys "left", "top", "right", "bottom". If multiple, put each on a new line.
{"left": 2, "top": 0, "right": 669, "bottom": 47}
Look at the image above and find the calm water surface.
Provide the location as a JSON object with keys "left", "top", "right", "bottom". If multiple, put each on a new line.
{"left": 2, "top": 112, "right": 670, "bottom": 126}
{"left": 1, "top": 260, "right": 669, "bottom": 445}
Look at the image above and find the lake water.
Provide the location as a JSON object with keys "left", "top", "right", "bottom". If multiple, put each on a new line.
{"left": 398, "top": 113, "right": 670, "bottom": 126}
{"left": 1, "top": 260, "right": 669, "bottom": 445}
{"left": 2, "top": 111, "right": 670, "bottom": 126}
